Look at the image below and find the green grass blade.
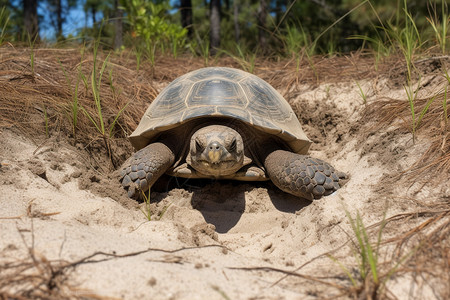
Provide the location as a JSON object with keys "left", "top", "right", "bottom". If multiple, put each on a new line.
{"left": 310, "top": 0, "right": 370, "bottom": 52}
{"left": 95, "top": 53, "right": 111, "bottom": 136}
{"left": 97, "top": 53, "right": 111, "bottom": 92}
{"left": 72, "top": 67, "right": 82, "bottom": 132}
{"left": 108, "top": 102, "right": 130, "bottom": 137}
{"left": 328, "top": 254, "right": 358, "bottom": 287}
{"left": 355, "top": 81, "right": 367, "bottom": 104}
{"left": 91, "top": 69, "right": 105, "bottom": 135}
{"left": 358, "top": 214, "right": 378, "bottom": 284}
{"left": 345, "top": 210, "right": 367, "bottom": 278}
{"left": 80, "top": 72, "right": 88, "bottom": 91}
{"left": 140, "top": 189, "right": 152, "bottom": 221}
{"left": 90, "top": 71, "right": 102, "bottom": 133}
{"left": 416, "top": 95, "right": 437, "bottom": 129}
{"left": 355, "top": 213, "right": 369, "bottom": 278}
{"left": 80, "top": 106, "right": 102, "bottom": 134}
{"left": 0, "top": 7, "right": 10, "bottom": 44}
{"left": 58, "top": 58, "right": 83, "bottom": 136}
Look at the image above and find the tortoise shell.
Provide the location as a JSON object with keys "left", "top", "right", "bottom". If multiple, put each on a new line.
{"left": 129, "top": 67, "right": 311, "bottom": 154}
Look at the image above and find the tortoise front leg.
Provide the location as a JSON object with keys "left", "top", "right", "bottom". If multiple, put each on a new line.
{"left": 264, "top": 150, "right": 347, "bottom": 200}
{"left": 119, "top": 143, "right": 175, "bottom": 198}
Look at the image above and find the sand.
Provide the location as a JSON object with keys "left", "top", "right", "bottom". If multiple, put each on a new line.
{"left": 0, "top": 67, "right": 448, "bottom": 299}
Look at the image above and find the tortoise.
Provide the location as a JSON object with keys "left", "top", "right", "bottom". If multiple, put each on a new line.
{"left": 119, "top": 67, "right": 347, "bottom": 200}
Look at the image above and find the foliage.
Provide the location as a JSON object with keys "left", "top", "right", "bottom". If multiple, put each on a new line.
{"left": 283, "top": 23, "right": 313, "bottom": 58}
{"left": 122, "top": 0, "right": 188, "bottom": 60}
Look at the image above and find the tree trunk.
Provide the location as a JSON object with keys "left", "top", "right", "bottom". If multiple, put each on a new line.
{"left": 24, "top": 0, "right": 39, "bottom": 42}
{"left": 180, "top": 0, "right": 193, "bottom": 38}
{"left": 113, "top": 0, "right": 123, "bottom": 50}
{"left": 257, "top": 0, "right": 267, "bottom": 51}
{"left": 233, "top": 0, "right": 239, "bottom": 44}
{"left": 223, "top": 0, "right": 229, "bottom": 10}
{"left": 210, "top": 0, "right": 221, "bottom": 55}
{"left": 56, "top": 0, "right": 63, "bottom": 40}
{"left": 92, "top": 7, "right": 96, "bottom": 25}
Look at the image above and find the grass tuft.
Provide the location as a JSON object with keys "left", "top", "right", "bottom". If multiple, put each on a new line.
{"left": 329, "top": 208, "right": 422, "bottom": 299}
{"left": 140, "top": 189, "right": 153, "bottom": 221}
{"left": 27, "top": 34, "right": 38, "bottom": 79}
{"left": 355, "top": 81, "right": 368, "bottom": 105}
{"left": 354, "top": 0, "right": 425, "bottom": 82}
{"left": 222, "top": 44, "right": 257, "bottom": 73}
{"left": 427, "top": 0, "right": 449, "bottom": 54}
{"left": 329, "top": 209, "right": 386, "bottom": 295}
{"left": 59, "top": 49, "right": 85, "bottom": 139}
{"left": 140, "top": 189, "right": 172, "bottom": 221}
{"left": 405, "top": 80, "right": 437, "bottom": 143}
{"left": 80, "top": 39, "right": 129, "bottom": 167}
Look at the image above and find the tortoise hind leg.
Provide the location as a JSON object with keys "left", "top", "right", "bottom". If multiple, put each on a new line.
{"left": 264, "top": 150, "right": 347, "bottom": 200}
{"left": 120, "top": 142, "right": 175, "bottom": 198}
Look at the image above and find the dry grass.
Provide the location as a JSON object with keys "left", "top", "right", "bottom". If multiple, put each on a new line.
{"left": 383, "top": 208, "right": 450, "bottom": 300}
{"left": 363, "top": 55, "right": 450, "bottom": 177}
{"left": 0, "top": 203, "right": 111, "bottom": 300}
{"left": 366, "top": 90, "right": 449, "bottom": 175}
{"left": 0, "top": 247, "right": 107, "bottom": 300}
{"left": 0, "top": 46, "right": 157, "bottom": 147}
{"left": 333, "top": 208, "right": 450, "bottom": 300}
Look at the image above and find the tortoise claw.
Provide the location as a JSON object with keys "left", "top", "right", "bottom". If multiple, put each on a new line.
{"left": 119, "top": 142, "right": 175, "bottom": 199}
{"left": 264, "top": 150, "right": 348, "bottom": 200}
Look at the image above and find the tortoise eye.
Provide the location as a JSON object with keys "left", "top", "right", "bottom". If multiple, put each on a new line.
{"left": 195, "top": 139, "right": 204, "bottom": 152}
{"left": 229, "top": 138, "right": 237, "bottom": 152}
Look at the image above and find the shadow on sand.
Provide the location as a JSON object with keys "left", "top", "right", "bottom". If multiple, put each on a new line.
{"left": 190, "top": 181, "right": 311, "bottom": 233}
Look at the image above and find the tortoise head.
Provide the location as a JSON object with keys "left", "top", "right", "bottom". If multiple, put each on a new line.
{"left": 189, "top": 125, "right": 245, "bottom": 176}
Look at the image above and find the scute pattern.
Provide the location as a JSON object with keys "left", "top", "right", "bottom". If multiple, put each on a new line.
{"left": 188, "top": 67, "right": 245, "bottom": 82}
{"left": 129, "top": 67, "right": 311, "bottom": 154}
{"left": 188, "top": 79, "right": 246, "bottom": 107}
{"left": 181, "top": 106, "right": 217, "bottom": 122}
{"left": 241, "top": 76, "right": 292, "bottom": 122}
{"left": 148, "top": 83, "right": 188, "bottom": 117}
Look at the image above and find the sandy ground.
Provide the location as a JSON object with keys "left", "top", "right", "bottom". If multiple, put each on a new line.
{"left": 1, "top": 69, "right": 449, "bottom": 299}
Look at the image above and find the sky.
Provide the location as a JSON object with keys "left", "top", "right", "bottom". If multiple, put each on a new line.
{"left": 38, "top": 0, "right": 95, "bottom": 40}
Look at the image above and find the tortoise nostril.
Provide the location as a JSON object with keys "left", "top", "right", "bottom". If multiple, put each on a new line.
{"left": 209, "top": 142, "right": 221, "bottom": 151}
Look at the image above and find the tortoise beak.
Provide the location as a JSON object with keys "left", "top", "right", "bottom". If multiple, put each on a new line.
{"left": 206, "top": 142, "right": 224, "bottom": 164}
